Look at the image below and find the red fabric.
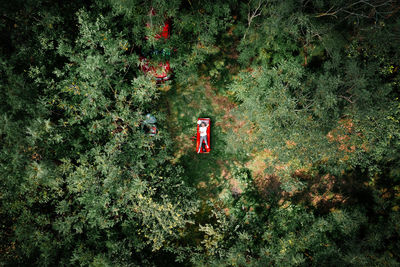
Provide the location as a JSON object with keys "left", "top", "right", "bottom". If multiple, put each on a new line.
{"left": 196, "top": 118, "right": 211, "bottom": 153}
{"left": 146, "top": 20, "right": 170, "bottom": 40}
{"left": 140, "top": 57, "right": 171, "bottom": 79}
{"left": 147, "top": 8, "right": 170, "bottom": 40}
{"left": 141, "top": 18, "right": 171, "bottom": 80}
{"left": 155, "top": 21, "right": 170, "bottom": 40}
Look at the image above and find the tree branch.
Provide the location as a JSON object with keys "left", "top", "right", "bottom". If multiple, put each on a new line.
{"left": 243, "top": 0, "right": 266, "bottom": 41}
{"left": 339, "top": 95, "right": 355, "bottom": 104}
{"left": 315, "top": 0, "right": 397, "bottom": 21}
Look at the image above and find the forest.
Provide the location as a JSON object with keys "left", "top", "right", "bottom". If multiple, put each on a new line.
{"left": 1, "top": 0, "right": 400, "bottom": 266}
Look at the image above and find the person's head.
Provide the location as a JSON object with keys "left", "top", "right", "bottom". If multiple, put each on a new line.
{"left": 201, "top": 122, "right": 206, "bottom": 127}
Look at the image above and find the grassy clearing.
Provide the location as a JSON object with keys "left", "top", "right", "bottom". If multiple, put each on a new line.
{"left": 163, "top": 77, "right": 231, "bottom": 199}
{"left": 161, "top": 37, "right": 250, "bottom": 204}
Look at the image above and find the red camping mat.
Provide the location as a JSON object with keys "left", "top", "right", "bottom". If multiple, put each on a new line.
{"left": 196, "top": 118, "right": 211, "bottom": 153}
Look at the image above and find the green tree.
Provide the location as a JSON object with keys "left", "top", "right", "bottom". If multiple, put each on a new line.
{"left": 1, "top": 3, "right": 199, "bottom": 265}
{"left": 1, "top": 0, "right": 399, "bottom": 266}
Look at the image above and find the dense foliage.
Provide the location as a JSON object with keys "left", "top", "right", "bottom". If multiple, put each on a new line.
{"left": 1, "top": 0, "right": 399, "bottom": 266}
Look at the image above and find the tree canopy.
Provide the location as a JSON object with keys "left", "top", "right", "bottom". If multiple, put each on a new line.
{"left": 1, "top": 0, "right": 399, "bottom": 266}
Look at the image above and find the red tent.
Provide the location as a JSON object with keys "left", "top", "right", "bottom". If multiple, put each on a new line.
{"left": 196, "top": 118, "right": 211, "bottom": 153}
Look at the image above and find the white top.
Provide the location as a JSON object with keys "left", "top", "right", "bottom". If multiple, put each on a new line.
{"left": 199, "top": 126, "right": 208, "bottom": 136}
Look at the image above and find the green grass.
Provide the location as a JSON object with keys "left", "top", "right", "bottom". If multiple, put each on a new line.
{"left": 161, "top": 36, "right": 243, "bottom": 202}
{"left": 163, "top": 80, "right": 228, "bottom": 198}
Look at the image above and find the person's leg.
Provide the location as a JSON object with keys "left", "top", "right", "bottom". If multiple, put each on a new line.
{"left": 203, "top": 135, "right": 209, "bottom": 148}
{"left": 198, "top": 136, "right": 205, "bottom": 153}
